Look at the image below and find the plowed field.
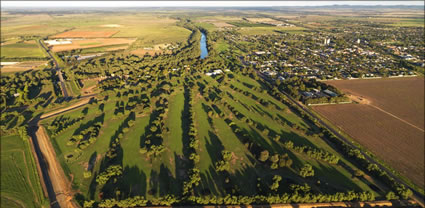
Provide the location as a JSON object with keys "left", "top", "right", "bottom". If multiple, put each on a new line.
{"left": 313, "top": 77, "right": 424, "bottom": 188}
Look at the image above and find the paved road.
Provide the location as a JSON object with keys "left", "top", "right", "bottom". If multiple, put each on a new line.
{"left": 38, "top": 39, "right": 69, "bottom": 98}
{"left": 257, "top": 72, "right": 424, "bottom": 207}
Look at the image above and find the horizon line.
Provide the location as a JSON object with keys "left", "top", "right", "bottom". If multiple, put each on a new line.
{"left": 2, "top": 1, "right": 424, "bottom": 8}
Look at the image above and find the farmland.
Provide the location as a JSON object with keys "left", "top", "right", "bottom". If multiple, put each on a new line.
{"left": 0, "top": 61, "right": 47, "bottom": 73}
{"left": 50, "top": 38, "right": 136, "bottom": 52}
{"left": 52, "top": 31, "right": 119, "bottom": 38}
{"left": 325, "top": 78, "right": 424, "bottom": 131}
{"left": 1, "top": 135, "right": 47, "bottom": 208}
{"left": 313, "top": 77, "right": 424, "bottom": 188}
{"left": 0, "top": 40, "right": 47, "bottom": 60}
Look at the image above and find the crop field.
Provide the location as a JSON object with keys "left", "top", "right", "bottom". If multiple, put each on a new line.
{"left": 50, "top": 38, "right": 136, "bottom": 52}
{"left": 1, "top": 135, "right": 47, "bottom": 208}
{"left": 313, "top": 77, "right": 425, "bottom": 188}
{"left": 1, "top": 12, "right": 191, "bottom": 50}
{"left": 0, "top": 61, "right": 47, "bottom": 72}
{"left": 313, "top": 104, "right": 424, "bottom": 189}
{"left": 40, "top": 71, "right": 385, "bottom": 204}
{"left": 0, "top": 40, "right": 47, "bottom": 59}
{"left": 52, "top": 31, "right": 119, "bottom": 38}
{"left": 325, "top": 77, "right": 424, "bottom": 129}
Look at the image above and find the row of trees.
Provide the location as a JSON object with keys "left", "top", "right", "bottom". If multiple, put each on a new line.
{"left": 139, "top": 96, "right": 169, "bottom": 158}
{"left": 89, "top": 190, "right": 376, "bottom": 207}
{"left": 48, "top": 116, "right": 84, "bottom": 136}
{"left": 182, "top": 85, "right": 202, "bottom": 196}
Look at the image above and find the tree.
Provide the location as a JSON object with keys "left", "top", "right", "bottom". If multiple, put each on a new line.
{"left": 83, "top": 200, "right": 95, "bottom": 208}
{"left": 299, "top": 164, "right": 314, "bottom": 178}
{"left": 270, "top": 175, "right": 282, "bottom": 192}
{"left": 385, "top": 191, "right": 399, "bottom": 200}
{"left": 259, "top": 150, "right": 269, "bottom": 162}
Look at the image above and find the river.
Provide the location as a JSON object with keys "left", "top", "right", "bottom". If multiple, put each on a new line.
{"left": 200, "top": 32, "right": 208, "bottom": 59}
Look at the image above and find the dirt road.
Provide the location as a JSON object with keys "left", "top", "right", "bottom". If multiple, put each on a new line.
{"left": 40, "top": 97, "right": 92, "bottom": 120}
{"left": 35, "top": 126, "right": 78, "bottom": 208}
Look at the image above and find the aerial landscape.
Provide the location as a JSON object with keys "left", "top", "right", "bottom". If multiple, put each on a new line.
{"left": 0, "top": 1, "right": 424, "bottom": 208}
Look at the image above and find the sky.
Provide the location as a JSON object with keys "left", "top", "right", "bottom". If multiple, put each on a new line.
{"left": 2, "top": 1, "right": 424, "bottom": 8}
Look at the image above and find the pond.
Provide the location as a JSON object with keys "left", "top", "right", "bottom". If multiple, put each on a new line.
{"left": 200, "top": 32, "right": 208, "bottom": 59}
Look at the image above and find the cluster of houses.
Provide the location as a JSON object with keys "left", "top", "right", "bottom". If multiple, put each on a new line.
{"left": 234, "top": 33, "right": 419, "bottom": 81}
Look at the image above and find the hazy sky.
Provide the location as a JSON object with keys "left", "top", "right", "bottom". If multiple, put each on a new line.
{"left": 2, "top": 1, "right": 424, "bottom": 8}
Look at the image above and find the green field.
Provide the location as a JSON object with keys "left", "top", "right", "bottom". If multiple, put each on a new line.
{"left": 1, "top": 135, "right": 47, "bottom": 208}
{"left": 1, "top": 41, "right": 47, "bottom": 59}
{"left": 390, "top": 18, "right": 425, "bottom": 27}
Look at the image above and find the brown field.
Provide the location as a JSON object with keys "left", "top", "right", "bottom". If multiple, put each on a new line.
{"left": 51, "top": 30, "right": 119, "bottom": 38}
{"left": 326, "top": 77, "right": 424, "bottom": 129}
{"left": 50, "top": 38, "right": 136, "bottom": 52}
{"left": 0, "top": 61, "right": 47, "bottom": 72}
{"left": 314, "top": 77, "right": 424, "bottom": 188}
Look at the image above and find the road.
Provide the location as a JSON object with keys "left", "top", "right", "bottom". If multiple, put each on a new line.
{"left": 34, "top": 125, "right": 78, "bottom": 208}
{"left": 27, "top": 95, "right": 94, "bottom": 208}
{"left": 257, "top": 72, "right": 424, "bottom": 207}
{"left": 38, "top": 39, "right": 69, "bottom": 98}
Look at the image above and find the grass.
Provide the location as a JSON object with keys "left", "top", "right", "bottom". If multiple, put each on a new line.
{"left": 215, "top": 40, "right": 229, "bottom": 53}
{"left": 164, "top": 88, "right": 185, "bottom": 155}
{"left": 36, "top": 72, "right": 386, "bottom": 201}
{"left": 1, "top": 40, "right": 47, "bottom": 59}
{"left": 1, "top": 135, "right": 47, "bottom": 208}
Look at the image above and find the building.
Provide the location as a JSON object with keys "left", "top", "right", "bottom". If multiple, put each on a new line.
{"left": 323, "top": 89, "right": 337, "bottom": 97}
{"left": 44, "top": 39, "right": 72, "bottom": 45}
